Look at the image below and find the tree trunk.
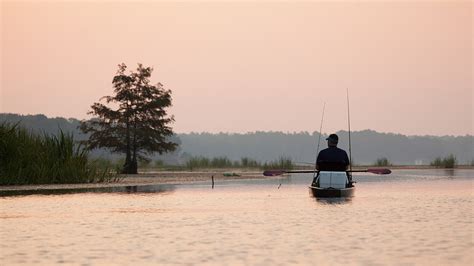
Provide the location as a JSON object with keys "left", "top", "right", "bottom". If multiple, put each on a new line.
{"left": 130, "top": 119, "right": 138, "bottom": 174}
{"left": 122, "top": 118, "right": 136, "bottom": 174}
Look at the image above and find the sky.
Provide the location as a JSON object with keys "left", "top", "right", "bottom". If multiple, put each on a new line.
{"left": 1, "top": 0, "right": 472, "bottom": 136}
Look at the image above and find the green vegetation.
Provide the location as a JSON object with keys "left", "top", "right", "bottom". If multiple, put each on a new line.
{"left": 0, "top": 123, "right": 118, "bottom": 185}
{"left": 183, "top": 156, "right": 293, "bottom": 171}
{"left": 262, "top": 157, "right": 294, "bottom": 170}
{"left": 185, "top": 156, "right": 234, "bottom": 170}
{"left": 374, "top": 157, "right": 391, "bottom": 167}
{"left": 430, "top": 154, "right": 457, "bottom": 168}
{"left": 80, "top": 63, "right": 177, "bottom": 174}
{"left": 240, "top": 157, "right": 260, "bottom": 168}
{"left": 3, "top": 114, "right": 474, "bottom": 166}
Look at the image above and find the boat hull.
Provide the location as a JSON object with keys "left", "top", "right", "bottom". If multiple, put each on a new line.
{"left": 309, "top": 186, "right": 355, "bottom": 198}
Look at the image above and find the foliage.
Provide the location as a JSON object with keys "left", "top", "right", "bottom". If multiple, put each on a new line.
{"left": 80, "top": 63, "right": 177, "bottom": 174}
{"left": 374, "top": 157, "right": 391, "bottom": 166}
{"left": 0, "top": 123, "right": 117, "bottom": 185}
{"left": 138, "top": 157, "right": 152, "bottom": 168}
{"left": 185, "top": 157, "right": 211, "bottom": 170}
{"left": 241, "top": 157, "right": 260, "bottom": 168}
{"left": 430, "top": 154, "right": 457, "bottom": 168}
{"left": 262, "top": 157, "right": 294, "bottom": 170}
{"left": 184, "top": 156, "right": 293, "bottom": 171}
{"left": 4, "top": 113, "right": 474, "bottom": 166}
{"left": 87, "top": 157, "right": 124, "bottom": 175}
{"left": 154, "top": 160, "right": 164, "bottom": 168}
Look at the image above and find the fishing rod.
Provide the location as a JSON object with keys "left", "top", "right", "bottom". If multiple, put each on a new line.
{"left": 278, "top": 103, "right": 326, "bottom": 189}
{"left": 346, "top": 88, "right": 352, "bottom": 172}
{"left": 313, "top": 102, "right": 326, "bottom": 178}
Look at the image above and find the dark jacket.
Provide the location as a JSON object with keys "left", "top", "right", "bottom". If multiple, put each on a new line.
{"left": 316, "top": 147, "right": 350, "bottom": 171}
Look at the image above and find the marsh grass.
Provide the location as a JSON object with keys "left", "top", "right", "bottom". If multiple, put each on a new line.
{"left": 240, "top": 157, "right": 260, "bottom": 168}
{"left": 185, "top": 156, "right": 234, "bottom": 170}
{"left": 184, "top": 156, "right": 294, "bottom": 171}
{"left": 430, "top": 154, "right": 457, "bottom": 168}
{"left": 262, "top": 157, "right": 294, "bottom": 170}
{"left": 374, "top": 157, "right": 391, "bottom": 167}
{"left": 0, "top": 123, "right": 118, "bottom": 185}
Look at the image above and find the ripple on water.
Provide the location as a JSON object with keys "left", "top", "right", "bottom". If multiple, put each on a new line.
{"left": 0, "top": 171, "right": 472, "bottom": 265}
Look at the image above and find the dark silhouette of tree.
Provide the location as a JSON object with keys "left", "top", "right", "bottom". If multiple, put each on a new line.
{"left": 80, "top": 63, "right": 177, "bottom": 174}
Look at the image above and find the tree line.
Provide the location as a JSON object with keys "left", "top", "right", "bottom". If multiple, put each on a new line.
{"left": 2, "top": 113, "right": 473, "bottom": 166}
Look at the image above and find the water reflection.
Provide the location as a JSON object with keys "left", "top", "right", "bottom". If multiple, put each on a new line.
{"left": 312, "top": 197, "right": 353, "bottom": 204}
{"left": 443, "top": 169, "right": 455, "bottom": 177}
{"left": 0, "top": 184, "right": 176, "bottom": 197}
{"left": 0, "top": 170, "right": 472, "bottom": 265}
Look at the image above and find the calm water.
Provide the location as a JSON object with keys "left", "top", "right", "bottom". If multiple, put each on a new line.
{"left": 1, "top": 170, "right": 472, "bottom": 265}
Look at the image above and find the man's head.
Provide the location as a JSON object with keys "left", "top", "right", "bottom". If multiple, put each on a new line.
{"left": 326, "top": 134, "right": 339, "bottom": 147}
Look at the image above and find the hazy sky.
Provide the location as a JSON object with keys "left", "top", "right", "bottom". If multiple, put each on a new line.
{"left": 1, "top": 1, "right": 472, "bottom": 136}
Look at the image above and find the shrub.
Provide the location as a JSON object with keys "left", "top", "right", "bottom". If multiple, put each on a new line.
{"left": 374, "top": 157, "right": 391, "bottom": 167}
{"left": 138, "top": 157, "right": 151, "bottom": 168}
{"left": 262, "top": 157, "right": 294, "bottom": 170}
{"left": 430, "top": 154, "right": 457, "bottom": 168}
{"left": 154, "top": 160, "right": 164, "bottom": 168}
{"left": 241, "top": 157, "right": 260, "bottom": 168}
{"left": 185, "top": 156, "right": 210, "bottom": 170}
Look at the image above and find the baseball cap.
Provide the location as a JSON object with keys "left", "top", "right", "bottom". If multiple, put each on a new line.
{"left": 326, "top": 134, "right": 339, "bottom": 143}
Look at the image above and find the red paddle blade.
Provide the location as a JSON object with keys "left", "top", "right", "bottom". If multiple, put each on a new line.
{"left": 367, "top": 168, "right": 391, "bottom": 175}
{"left": 263, "top": 170, "right": 286, "bottom": 176}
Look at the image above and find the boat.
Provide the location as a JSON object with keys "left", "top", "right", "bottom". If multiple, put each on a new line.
{"left": 309, "top": 186, "right": 354, "bottom": 198}
{"left": 263, "top": 168, "right": 389, "bottom": 198}
{"left": 308, "top": 171, "right": 354, "bottom": 198}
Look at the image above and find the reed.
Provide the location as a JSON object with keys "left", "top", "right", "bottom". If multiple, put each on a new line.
{"left": 430, "top": 154, "right": 457, "bottom": 168}
{"left": 374, "top": 157, "right": 391, "bottom": 167}
{"left": 0, "top": 123, "right": 117, "bottom": 185}
{"left": 211, "top": 156, "right": 234, "bottom": 168}
{"left": 262, "top": 157, "right": 294, "bottom": 170}
{"left": 186, "top": 156, "right": 210, "bottom": 170}
{"left": 184, "top": 155, "right": 293, "bottom": 170}
{"left": 241, "top": 157, "right": 260, "bottom": 168}
{"left": 185, "top": 156, "right": 260, "bottom": 170}
{"left": 186, "top": 156, "right": 236, "bottom": 170}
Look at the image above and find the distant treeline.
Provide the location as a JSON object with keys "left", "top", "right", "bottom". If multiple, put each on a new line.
{"left": 1, "top": 113, "right": 473, "bottom": 165}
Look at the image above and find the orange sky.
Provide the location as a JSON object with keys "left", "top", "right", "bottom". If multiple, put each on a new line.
{"left": 1, "top": 1, "right": 472, "bottom": 136}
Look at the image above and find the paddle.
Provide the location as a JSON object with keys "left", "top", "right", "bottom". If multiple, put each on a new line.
{"left": 263, "top": 168, "right": 391, "bottom": 176}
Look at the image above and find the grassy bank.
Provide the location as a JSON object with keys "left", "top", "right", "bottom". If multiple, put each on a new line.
{"left": 0, "top": 123, "right": 117, "bottom": 185}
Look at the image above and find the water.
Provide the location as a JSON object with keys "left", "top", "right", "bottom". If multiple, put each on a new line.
{"left": 1, "top": 170, "right": 472, "bottom": 265}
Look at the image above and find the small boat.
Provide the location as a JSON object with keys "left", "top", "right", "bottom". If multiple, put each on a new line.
{"left": 309, "top": 171, "right": 354, "bottom": 198}
{"left": 309, "top": 186, "right": 354, "bottom": 198}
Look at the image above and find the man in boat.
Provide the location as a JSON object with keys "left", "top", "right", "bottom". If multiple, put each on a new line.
{"left": 316, "top": 134, "right": 350, "bottom": 171}
{"left": 312, "top": 134, "right": 351, "bottom": 186}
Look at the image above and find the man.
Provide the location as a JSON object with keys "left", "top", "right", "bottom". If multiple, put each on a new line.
{"left": 316, "top": 134, "right": 350, "bottom": 171}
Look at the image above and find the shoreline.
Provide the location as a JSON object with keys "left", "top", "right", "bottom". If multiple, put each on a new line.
{"left": 0, "top": 171, "right": 269, "bottom": 192}
{"left": 1, "top": 167, "right": 472, "bottom": 192}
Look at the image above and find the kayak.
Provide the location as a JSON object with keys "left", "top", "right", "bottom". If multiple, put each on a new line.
{"left": 308, "top": 171, "right": 354, "bottom": 198}
{"left": 309, "top": 186, "right": 354, "bottom": 198}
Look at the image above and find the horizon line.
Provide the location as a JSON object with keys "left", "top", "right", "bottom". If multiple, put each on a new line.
{"left": 1, "top": 112, "right": 472, "bottom": 138}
